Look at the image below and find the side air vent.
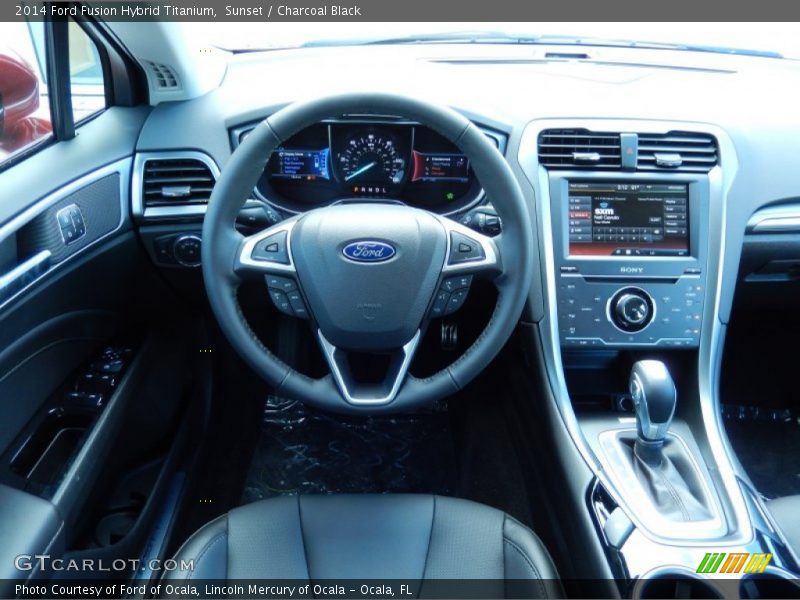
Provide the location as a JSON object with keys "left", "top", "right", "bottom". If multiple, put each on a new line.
{"left": 144, "top": 61, "right": 180, "bottom": 89}
{"left": 538, "top": 129, "right": 621, "bottom": 169}
{"left": 637, "top": 131, "right": 718, "bottom": 173}
{"left": 141, "top": 158, "right": 216, "bottom": 206}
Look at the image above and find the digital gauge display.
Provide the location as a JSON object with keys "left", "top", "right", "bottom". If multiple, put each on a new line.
{"left": 259, "top": 121, "right": 486, "bottom": 211}
{"left": 271, "top": 148, "right": 330, "bottom": 180}
{"left": 411, "top": 151, "right": 469, "bottom": 182}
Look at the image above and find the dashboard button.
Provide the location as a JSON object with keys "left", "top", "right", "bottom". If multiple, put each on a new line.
{"left": 173, "top": 234, "right": 202, "bottom": 267}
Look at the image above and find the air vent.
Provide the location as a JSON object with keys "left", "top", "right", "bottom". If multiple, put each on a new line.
{"left": 141, "top": 158, "right": 216, "bottom": 206}
{"left": 637, "top": 131, "right": 718, "bottom": 173}
{"left": 538, "top": 129, "right": 621, "bottom": 169}
{"left": 145, "top": 61, "right": 180, "bottom": 89}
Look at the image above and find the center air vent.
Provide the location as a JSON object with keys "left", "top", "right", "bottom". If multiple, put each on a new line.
{"left": 538, "top": 129, "right": 621, "bottom": 169}
{"left": 637, "top": 131, "right": 718, "bottom": 173}
{"left": 141, "top": 158, "right": 216, "bottom": 207}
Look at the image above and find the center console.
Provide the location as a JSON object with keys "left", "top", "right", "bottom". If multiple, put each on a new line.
{"left": 519, "top": 120, "right": 800, "bottom": 596}
{"left": 550, "top": 175, "right": 708, "bottom": 348}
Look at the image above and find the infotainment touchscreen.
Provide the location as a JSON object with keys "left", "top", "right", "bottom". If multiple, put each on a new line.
{"left": 567, "top": 182, "right": 689, "bottom": 257}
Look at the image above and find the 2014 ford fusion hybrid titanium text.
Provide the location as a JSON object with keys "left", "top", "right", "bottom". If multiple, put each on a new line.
{"left": 1, "top": 13, "right": 800, "bottom": 600}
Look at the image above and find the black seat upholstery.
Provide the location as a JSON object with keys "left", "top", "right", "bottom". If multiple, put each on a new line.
{"left": 165, "top": 494, "right": 561, "bottom": 598}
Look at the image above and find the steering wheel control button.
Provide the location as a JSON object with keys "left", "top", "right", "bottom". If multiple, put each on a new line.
{"left": 268, "top": 289, "right": 294, "bottom": 315}
{"left": 609, "top": 287, "right": 655, "bottom": 332}
{"left": 441, "top": 275, "right": 473, "bottom": 293}
{"left": 265, "top": 275, "right": 297, "bottom": 293}
{"left": 253, "top": 230, "right": 289, "bottom": 264}
{"left": 265, "top": 275, "right": 308, "bottom": 318}
{"left": 173, "top": 234, "right": 202, "bottom": 267}
{"left": 444, "top": 289, "right": 469, "bottom": 314}
{"left": 431, "top": 275, "right": 474, "bottom": 317}
{"left": 287, "top": 291, "right": 309, "bottom": 319}
{"left": 448, "top": 231, "right": 485, "bottom": 265}
{"left": 430, "top": 290, "right": 451, "bottom": 318}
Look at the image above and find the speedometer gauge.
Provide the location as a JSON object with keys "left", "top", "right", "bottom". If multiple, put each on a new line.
{"left": 337, "top": 131, "right": 406, "bottom": 191}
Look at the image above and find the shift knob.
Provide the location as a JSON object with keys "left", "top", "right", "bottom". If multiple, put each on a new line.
{"left": 629, "top": 360, "right": 676, "bottom": 444}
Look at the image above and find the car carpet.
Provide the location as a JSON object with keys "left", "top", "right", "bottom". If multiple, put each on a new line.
{"left": 241, "top": 395, "right": 458, "bottom": 503}
{"left": 722, "top": 404, "right": 800, "bottom": 500}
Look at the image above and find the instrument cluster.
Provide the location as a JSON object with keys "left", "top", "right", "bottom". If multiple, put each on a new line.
{"left": 234, "top": 120, "right": 501, "bottom": 214}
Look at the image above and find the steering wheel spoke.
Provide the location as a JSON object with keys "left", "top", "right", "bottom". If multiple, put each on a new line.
{"left": 317, "top": 329, "right": 421, "bottom": 406}
{"left": 236, "top": 218, "right": 317, "bottom": 320}
{"left": 422, "top": 216, "right": 504, "bottom": 320}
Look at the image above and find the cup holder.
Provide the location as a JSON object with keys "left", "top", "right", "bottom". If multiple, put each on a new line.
{"left": 632, "top": 567, "right": 724, "bottom": 599}
{"left": 739, "top": 566, "right": 800, "bottom": 599}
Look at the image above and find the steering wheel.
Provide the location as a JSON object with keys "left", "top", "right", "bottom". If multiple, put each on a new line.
{"left": 202, "top": 93, "right": 533, "bottom": 413}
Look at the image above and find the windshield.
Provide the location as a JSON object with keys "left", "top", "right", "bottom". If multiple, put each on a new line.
{"left": 191, "top": 22, "right": 800, "bottom": 59}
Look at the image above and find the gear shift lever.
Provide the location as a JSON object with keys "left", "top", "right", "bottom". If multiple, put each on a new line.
{"left": 629, "top": 360, "right": 676, "bottom": 466}
{"left": 606, "top": 360, "right": 714, "bottom": 523}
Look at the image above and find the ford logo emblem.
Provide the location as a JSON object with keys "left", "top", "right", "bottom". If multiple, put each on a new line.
{"left": 342, "top": 241, "right": 396, "bottom": 263}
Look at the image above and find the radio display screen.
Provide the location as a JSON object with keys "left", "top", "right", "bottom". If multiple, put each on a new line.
{"left": 568, "top": 182, "right": 689, "bottom": 257}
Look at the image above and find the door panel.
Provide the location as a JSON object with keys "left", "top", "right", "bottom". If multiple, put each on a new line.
{"left": 0, "top": 107, "right": 147, "bottom": 500}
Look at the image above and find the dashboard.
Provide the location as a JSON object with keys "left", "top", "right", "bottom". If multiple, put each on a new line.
{"left": 230, "top": 119, "right": 504, "bottom": 214}
{"left": 129, "top": 41, "right": 800, "bottom": 331}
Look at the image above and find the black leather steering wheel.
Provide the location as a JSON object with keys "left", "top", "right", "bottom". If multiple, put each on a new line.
{"left": 202, "top": 93, "right": 533, "bottom": 413}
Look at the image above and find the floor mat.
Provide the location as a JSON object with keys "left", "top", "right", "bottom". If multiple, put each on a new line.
{"left": 241, "top": 396, "right": 458, "bottom": 504}
{"left": 723, "top": 404, "right": 800, "bottom": 499}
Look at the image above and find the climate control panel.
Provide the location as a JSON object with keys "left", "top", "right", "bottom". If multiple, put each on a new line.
{"left": 557, "top": 272, "right": 705, "bottom": 348}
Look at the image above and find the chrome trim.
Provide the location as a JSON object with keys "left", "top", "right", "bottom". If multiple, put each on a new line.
{"left": 0, "top": 159, "right": 130, "bottom": 313}
{"left": 518, "top": 118, "right": 750, "bottom": 546}
{"left": 132, "top": 151, "right": 220, "bottom": 222}
{"left": 317, "top": 329, "right": 421, "bottom": 406}
{"left": 747, "top": 204, "right": 800, "bottom": 233}
{"left": 238, "top": 218, "right": 299, "bottom": 275}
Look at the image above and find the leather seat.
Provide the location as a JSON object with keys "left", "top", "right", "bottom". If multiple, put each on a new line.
{"left": 165, "top": 494, "right": 561, "bottom": 598}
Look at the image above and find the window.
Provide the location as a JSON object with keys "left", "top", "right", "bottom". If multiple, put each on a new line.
{"left": 68, "top": 21, "right": 106, "bottom": 122}
{"left": 0, "top": 20, "right": 106, "bottom": 168}
{"left": 0, "top": 22, "right": 51, "bottom": 164}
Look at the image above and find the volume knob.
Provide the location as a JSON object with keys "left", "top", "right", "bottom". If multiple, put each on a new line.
{"left": 610, "top": 288, "right": 654, "bottom": 332}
